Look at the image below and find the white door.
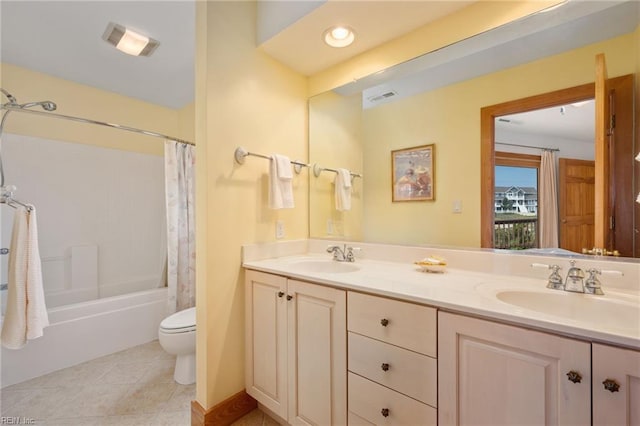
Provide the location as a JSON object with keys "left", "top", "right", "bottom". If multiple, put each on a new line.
{"left": 593, "top": 343, "right": 640, "bottom": 425}
{"left": 439, "top": 312, "right": 591, "bottom": 426}
{"left": 287, "top": 279, "right": 347, "bottom": 426}
{"left": 245, "top": 270, "right": 288, "bottom": 419}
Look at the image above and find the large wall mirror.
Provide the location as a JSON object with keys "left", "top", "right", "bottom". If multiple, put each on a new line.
{"left": 309, "top": 1, "right": 640, "bottom": 260}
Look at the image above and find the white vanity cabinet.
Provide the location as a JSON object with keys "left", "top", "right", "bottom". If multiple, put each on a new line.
{"left": 244, "top": 270, "right": 347, "bottom": 425}
{"left": 347, "top": 292, "right": 438, "bottom": 425}
{"left": 592, "top": 343, "right": 640, "bottom": 425}
{"left": 438, "top": 312, "right": 591, "bottom": 426}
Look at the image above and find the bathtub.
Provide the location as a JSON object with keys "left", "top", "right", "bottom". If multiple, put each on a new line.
{"left": 0, "top": 287, "right": 168, "bottom": 387}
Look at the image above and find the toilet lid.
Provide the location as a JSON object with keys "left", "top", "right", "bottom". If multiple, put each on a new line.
{"left": 160, "top": 307, "right": 196, "bottom": 330}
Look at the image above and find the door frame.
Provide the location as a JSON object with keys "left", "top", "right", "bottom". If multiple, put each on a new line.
{"left": 481, "top": 75, "right": 634, "bottom": 252}
{"left": 480, "top": 83, "right": 594, "bottom": 248}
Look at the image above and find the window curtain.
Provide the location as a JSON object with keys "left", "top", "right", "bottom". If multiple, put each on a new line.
{"left": 164, "top": 140, "right": 196, "bottom": 313}
{"left": 539, "top": 150, "right": 559, "bottom": 248}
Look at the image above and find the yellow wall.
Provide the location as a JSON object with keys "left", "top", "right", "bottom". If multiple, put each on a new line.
{"left": 309, "top": 91, "right": 363, "bottom": 240}
{"left": 309, "top": 0, "right": 562, "bottom": 96}
{"left": 1, "top": 63, "right": 193, "bottom": 155}
{"left": 195, "top": 1, "right": 308, "bottom": 408}
{"left": 362, "top": 33, "right": 636, "bottom": 247}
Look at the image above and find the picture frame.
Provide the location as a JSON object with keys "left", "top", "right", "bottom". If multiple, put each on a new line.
{"left": 391, "top": 144, "right": 435, "bottom": 202}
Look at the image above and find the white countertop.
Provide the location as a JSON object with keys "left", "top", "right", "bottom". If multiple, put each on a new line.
{"left": 243, "top": 253, "right": 640, "bottom": 350}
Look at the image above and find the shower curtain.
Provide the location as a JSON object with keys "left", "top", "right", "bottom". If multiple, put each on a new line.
{"left": 539, "top": 149, "right": 559, "bottom": 248}
{"left": 164, "top": 140, "right": 195, "bottom": 313}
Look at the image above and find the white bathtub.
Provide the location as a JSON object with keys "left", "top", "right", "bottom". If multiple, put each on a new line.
{"left": 0, "top": 287, "right": 168, "bottom": 387}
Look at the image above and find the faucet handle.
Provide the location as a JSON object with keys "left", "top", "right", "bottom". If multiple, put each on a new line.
{"left": 548, "top": 265, "right": 564, "bottom": 290}
{"left": 531, "top": 263, "right": 564, "bottom": 290}
{"left": 345, "top": 246, "right": 360, "bottom": 262}
{"left": 584, "top": 269, "right": 604, "bottom": 295}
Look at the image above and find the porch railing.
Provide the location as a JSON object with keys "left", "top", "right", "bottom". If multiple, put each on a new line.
{"left": 494, "top": 218, "right": 538, "bottom": 249}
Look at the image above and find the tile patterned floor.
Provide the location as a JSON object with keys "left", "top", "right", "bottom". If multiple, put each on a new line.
{"left": 1, "top": 340, "right": 192, "bottom": 425}
{"left": 1, "top": 340, "right": 277, "bottom": 426}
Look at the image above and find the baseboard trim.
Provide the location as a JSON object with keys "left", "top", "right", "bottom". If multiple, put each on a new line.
{"left": 191, "top": 390, "right": 257, "bottom": 426}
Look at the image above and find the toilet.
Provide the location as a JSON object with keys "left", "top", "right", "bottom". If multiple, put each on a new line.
{"left": 158, "top": 307, "right": 196, "bottom": 385}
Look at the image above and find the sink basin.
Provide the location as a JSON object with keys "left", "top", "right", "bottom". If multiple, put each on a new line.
{"left": 287, "top": 260, "right": 360, "bottom": 274}
{"left": 496, "top": 290, "right": 640, "bottom": 332}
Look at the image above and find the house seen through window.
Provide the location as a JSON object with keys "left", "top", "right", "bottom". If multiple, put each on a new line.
{"left": 494, "top": 164, "right": 539, "bottom": 249}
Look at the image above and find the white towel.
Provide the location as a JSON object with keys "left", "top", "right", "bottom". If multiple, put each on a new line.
{"left": 335, "top": 168, "right": 352, "bottom": 211}
{"left": 269, "top": 154, "right": 294, "bottom": 209}
{"left": 1, "top": 206, "right": 49, "bottom": 349}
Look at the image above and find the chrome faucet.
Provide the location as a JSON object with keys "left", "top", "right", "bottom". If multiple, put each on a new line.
{"left": 564, "top": 260, "right": 585, "bottom": 293}
{"left": 532, "top": 261, "right": 622, "bottom": 296}
{"left": 326, "top": 244, "right": 356, "bottom": 262}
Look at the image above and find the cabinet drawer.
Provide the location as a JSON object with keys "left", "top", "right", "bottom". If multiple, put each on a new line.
{"left": 348, "top": 411, "right": 375, "bottom": 425}
{"left": 348, "top": 292, "right": 436, "bottom": 357}
{"left": 348, "top": 332, "right": 436, "bottom": 406}
{"left": 348, "top": 373, "right": 436, "bottom": 426}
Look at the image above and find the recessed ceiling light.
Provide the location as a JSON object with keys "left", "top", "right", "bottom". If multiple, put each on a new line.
{"left": 323, "top": 26, "right": 355, "bottom": 48}
{"left": 102, "top": 22, "right": 160, "bottom": 57}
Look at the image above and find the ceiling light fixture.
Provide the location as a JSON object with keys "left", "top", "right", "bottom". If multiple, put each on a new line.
{"left": 570, "top": 100, "right": 591, "bottom": 108}
{"left": 102, "top": 22, "right": 159, "bottom": 57}
{"left": 323, "top": 26, "right": 355, "bottom": 48}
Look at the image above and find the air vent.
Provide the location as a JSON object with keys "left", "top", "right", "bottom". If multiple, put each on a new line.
{"left": 367, "top": 91, "right": 397, "bottom": 103}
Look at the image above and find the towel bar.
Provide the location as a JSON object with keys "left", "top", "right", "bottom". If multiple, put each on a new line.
{"left": 313, "top": 163, "right": 362, "bottom": 179}
{"left": 234, "top": 147, "right": 309, "bottom": 174}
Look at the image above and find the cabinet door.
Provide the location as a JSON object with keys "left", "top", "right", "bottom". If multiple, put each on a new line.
{"left": 245, "top": 270, "right": 288, "bottom": 419}
{"left": 593, "top": 343, "right": 640, "bottom": 425}
{"left": 439, "top": 312, "right": 591, "bottom": 426}
{"left": 287, "top": 279, "right": 347, "bottom": 426}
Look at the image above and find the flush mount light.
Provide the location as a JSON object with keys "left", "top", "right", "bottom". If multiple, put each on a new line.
{"left": 102, "top": 22, "right": 159, "bottom": 57}
{"left": 570, "top": 100, "right": 591, "bottom": 108}
{"left": 323, "top": 26, "right": 355, "bottom": 48}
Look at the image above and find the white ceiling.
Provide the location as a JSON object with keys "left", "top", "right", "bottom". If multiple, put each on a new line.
{"left": 0, "top": 0, "right": 474, "bottom": 110}
{"left": 1, "top": 0, "right": 637, "bottom": 144}
{"left": 497, "top": 100, "right": 595, "bottom": 144}
{"left": 258, "top": 0, "right": 473, "bottom": 76}
{"left": 1, "top": 1, "right": 195, "bottom": 109}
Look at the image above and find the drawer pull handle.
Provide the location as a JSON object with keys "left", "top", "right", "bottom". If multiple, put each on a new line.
{"left": 603, "top": 379, "right": 620, "bottom": 393}
{"left": 277, "top": 291, "right": 285, "bottom": 298}
{"left": 566, "top": 371, "right": 582, "bottom": 383}
{"left": 380, "top": 318, "right": 389, "bottom": 327}
{"left": 381, "top": 363, "right": 390, "bottom": 372}
{"left": 381, "top": 408, "right": 390, "bottom": 418}
{"left": 286, "top": 295, "right": 293, "bottom": 301}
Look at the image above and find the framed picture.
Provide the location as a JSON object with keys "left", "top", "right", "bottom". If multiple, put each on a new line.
{"left": 392, "top": 144, "right": 435, "bottom": 202}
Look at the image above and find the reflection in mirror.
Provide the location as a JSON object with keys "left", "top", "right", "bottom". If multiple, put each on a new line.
{"left": 309, "top": 92, "right": 363, "bottom": 240}
{"left": 482, "top": 73, "right": 635, "bottom": 257}
{"left": 308, "top": 1, "right": 639, "bottom": 260}
{"left": 492, "top": 100, "right": 594, "bottom": 253}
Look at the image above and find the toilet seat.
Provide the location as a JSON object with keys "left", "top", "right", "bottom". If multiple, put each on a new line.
{"left": 160, "top": 307, "right": 196, "bottom": 334}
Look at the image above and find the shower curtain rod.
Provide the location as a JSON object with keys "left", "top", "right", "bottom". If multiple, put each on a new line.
{"left": 0, "top": 105, "right": 194, "bottom": 146}
{"left": 496, "top": 141, "right": 559, "bottom": 152}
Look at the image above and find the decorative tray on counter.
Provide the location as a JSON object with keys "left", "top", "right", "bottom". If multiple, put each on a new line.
{"left": 414, "top": 256, "right": 447, "bottom": 273}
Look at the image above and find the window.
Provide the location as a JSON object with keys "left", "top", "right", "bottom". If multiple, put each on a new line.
{"left": 494, "top": 152, "right": 540, "bottom": 249}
